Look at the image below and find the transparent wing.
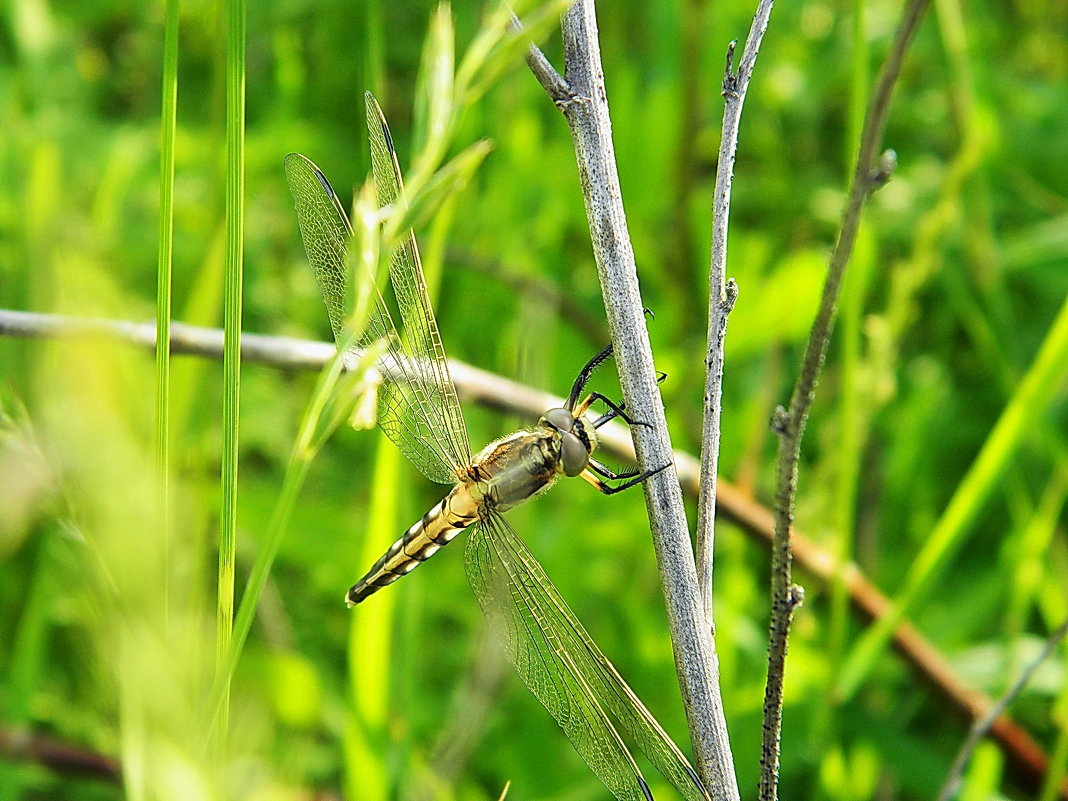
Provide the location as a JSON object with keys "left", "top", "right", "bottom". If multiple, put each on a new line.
{"left": 466, "top": 512, "right": 709, "bottom": 801}
{"left": 363, "top": 93, "right": 471, "bottom": 478}
{"left": 284, "top": 96, "right": 471, "bottom": 484}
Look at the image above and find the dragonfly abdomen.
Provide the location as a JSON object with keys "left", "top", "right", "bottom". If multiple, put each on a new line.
{"left": 345, "top": 485, "right": 480, "bottom": 606}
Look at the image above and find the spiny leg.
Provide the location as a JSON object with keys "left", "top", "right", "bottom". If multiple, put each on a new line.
{"left": 566, "top": 306, "right": 658, "bottom": 412}
{"left": 566, "top": 342, "right": 668, "bottom": 426}
{"left": 583, "top": 391, "right": 644, "bottom": 428}
{"left": 579, "top": 461, "right": 671, "bottom": 495}
{"left": 582, "top": 371, "right": 669, "bottom": 428}
{"left": 565, "top": 344, "right": 614, "bottom": 411}
{"left": 587, "top": 457, "right": 641, "bottom": 482}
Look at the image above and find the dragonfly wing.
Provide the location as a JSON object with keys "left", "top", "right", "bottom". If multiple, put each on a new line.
{"left": 284, "top": 152, "right": 353, "bottom": 348}
{"left": 466, "top": 512, "right": 709, "bottom": 801}
{"left": 285, "top": 102, "right": 471, "bottom": 483}
{"left": 466, "top": 512, "right": 652, "bottom": 801}
{"left": 364, "top": 92, "right": 472, "bottom": 480}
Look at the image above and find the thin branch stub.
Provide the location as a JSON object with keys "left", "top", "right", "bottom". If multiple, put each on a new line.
{"left": 722, "top": 280, "right": 739, "bottom": 314}
{"left": 723, "top": 40, "right": 739, "bottom": 96}
{"left": 869, "top": 148, "right": 898, "bottom": 189}
{"left": 771, "top": 406, "right": 789, "bottom": 435}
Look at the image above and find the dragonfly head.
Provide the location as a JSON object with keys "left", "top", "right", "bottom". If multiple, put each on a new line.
{"left": 539, "top": 407, "right": 597, "bottom": 477}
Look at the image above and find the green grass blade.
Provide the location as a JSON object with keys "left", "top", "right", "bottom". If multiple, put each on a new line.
{"left": 344, "top": 440, "right": 401, "bottom": 801}
{"left": 0, "top": 535, "right": 53, "bottom": 799}
{"left": 216, "top": 0, "right": 246, "bottom": 740}
{"left": 202, "top": 339, "right": 380, "bottom": 736}
{"left": 825, "top": 0, "right": 871, "bottom": 735}
{"left": 155, "top": 0, "right": 179, "bottom": 621}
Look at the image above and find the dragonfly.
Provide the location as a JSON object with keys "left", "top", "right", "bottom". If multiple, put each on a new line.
{"left": 285, "top": 91, "right": 709, "bottom": 801}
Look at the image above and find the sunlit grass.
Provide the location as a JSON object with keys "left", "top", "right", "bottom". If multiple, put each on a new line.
{"left": 155, "top": 0, "right": 178, "bottom": 622}
{"left": 215, "top": 0, "right": 247, "bottom": 744}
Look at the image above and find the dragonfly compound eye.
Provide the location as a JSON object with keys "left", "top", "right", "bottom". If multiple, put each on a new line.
{"left": 560, "top": 431, "right": 590, "bottom": 477}
{"left": 541, "top": 407, "right": 575, "bottom": 433}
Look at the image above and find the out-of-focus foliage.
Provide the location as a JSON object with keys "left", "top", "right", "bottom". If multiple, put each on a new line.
{"left": 0, "top": 1, "right": 1066, "bottom": 801}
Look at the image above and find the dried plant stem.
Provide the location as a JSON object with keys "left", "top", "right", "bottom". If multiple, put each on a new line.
{"left": 0, "top": 727, "right": 120, "bottom": 783}
{"left": 937, "top": 618, "right": 1068, "bottom": 801}
{"left": 696, "top": 0, "right": 774, "bottom": 621}
{"left": 759, "top": 1, "right": 932, "bottom": 800}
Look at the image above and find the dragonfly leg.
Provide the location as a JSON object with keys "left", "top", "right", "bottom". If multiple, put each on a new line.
{"left": 579, "top": 370, "right": 669, "bottom": 428}
{"left": 565, "top": 341, "right": 667, "bottom": 417}
{"left": 565, "top": 344, "right": 615, "bottom": 410}
{"left": 580, "top": 461, "right": 671, "bottom": 495}
{"left": 587, "top": 456, "right": 641, "bottom": 481}
{"left": 581, "top": 391, "right": 642, "bottom": 427}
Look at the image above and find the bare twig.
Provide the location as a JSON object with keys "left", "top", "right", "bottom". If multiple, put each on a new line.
{"left": 512, "top": 13, "right": 571, "bottom": 106}
{"left": 759, "top": 1, "right": 931, "bottom": 800}
{"left": 0, "top": 726, "right": 120, "bottom": 782}
{"left": 696, "top": 0, "right": 775, "bottom": 620}
{"left": 937, "top": 618, "right": 1068, "bottom": 801}
{"left": 0, "top": 308, "right": 337, "bottom": 370}
{"left": 3, "top": 307, "right": 1064, "bottom": 799}
{"left": 524, "top": 2, "right": 740, "bottom": 798}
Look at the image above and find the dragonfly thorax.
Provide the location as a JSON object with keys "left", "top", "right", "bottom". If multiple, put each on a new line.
{"left": 538, "top": 407, "right": 597, "bottom": 477}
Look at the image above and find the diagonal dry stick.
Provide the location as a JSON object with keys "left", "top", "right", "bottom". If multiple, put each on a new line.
{"left": 936, "top": 618, "right": 1068, "bottom": 801}
{"left": 0, "top": 726, "right": 120, "bottom": 783}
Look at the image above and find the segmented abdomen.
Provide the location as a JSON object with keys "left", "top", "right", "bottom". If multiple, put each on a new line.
{"left": 345, "top": 487, "right": 479, "bottom": 606}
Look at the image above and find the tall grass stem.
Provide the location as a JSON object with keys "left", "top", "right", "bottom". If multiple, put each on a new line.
{"left": 216, "top": 0, "right": 246, "bottom": 742}
{"left": 155, "top": 0, "right": 179, "bottom": 623}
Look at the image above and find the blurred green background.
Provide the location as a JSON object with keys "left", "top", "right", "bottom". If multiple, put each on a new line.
{"left": 1, "top": 1, "right": 1066, "bottom": 800}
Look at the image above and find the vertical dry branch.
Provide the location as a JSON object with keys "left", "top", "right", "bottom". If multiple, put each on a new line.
{"left": 758, "top": 1, "right": 931, "bottom": 800}
{"left": 527, "top": 2, "right": 738, "bottom": 798}
{"left": 691, "top": 0, "right": 777, "bottom": 792}
{"left": 695, "top": 0, "right": 775, "bottom": 620}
